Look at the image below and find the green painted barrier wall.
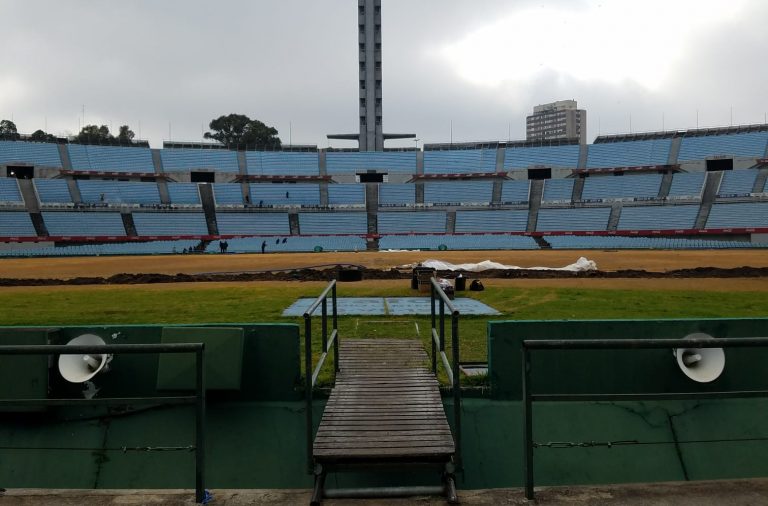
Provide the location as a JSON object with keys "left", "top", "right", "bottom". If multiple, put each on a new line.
{"left": 488, "top": 318, "right": 768, "bottom": 400}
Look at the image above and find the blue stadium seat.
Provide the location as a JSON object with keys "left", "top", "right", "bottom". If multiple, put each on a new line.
{"left": 536, "top": 207, "right": 611, "bottom": 232}
{"left": 216, "top": 212, "right": 290, "bottom": 235}
{"left": 581, "top": 174, "right": 662, "bottom": 201}
{"left": 67, "top": 145, "right": 154, "bottom": 173}
{"left": 379, "top": 184, "right": 415, "bottom": 205}
{"left": 455, "top": 210, "right": 528, "bottom": 232}
{"left": 34, "top": 179, "right": 72, "bottom": 204}
{"left": 77, "top": 180, "right": 160, "bottom": 205}
{"left": 587, "top": 139, "right": 671, "bottom": 168}
{"left": 499, "top": 180, "right": 530, "bottom": 203}
{"left": 379, "top": 234, "right": 538, "bottom": 250}
{"left": 0, "top": 141, "right": 62, "bottom": 167}
{"left": 226, "top": 235, "right": 366, "bottom": 253}
{"left": 167, "top": 183, "right": 201, "bottom": 205}
{"left": 423, "top": 149, "right": 496, "bottom": 174}
{"left": 250, "top": 183, "right": 321, "bottom": 206}
{"left": 213, "top": 183, "right": 245, "bottom": 206}
{"left": 542, "top": 179, "right": 574, "bottom": 202}
{"left": 705, "top": 202, "right": 768, "bottom": 229}
{"left": 246, "top": 152, "right": 319, "bottom": 175}
{"left": 424, "top": 181, "right": 493, "bottom": 204}
{"left": 668, "top": 172, "right": 706, "bottom": 198}
{"left": 0, "top": 178, "right": 22, "bottom": 203}
{"left": 378, "top": 211, "right": 446, "bottom": 233}
{"left": 0, "top": 211, "right": 36, "bottom": 236}
{"left": 132, "top": 212, "right": 209, "bottom": 236}
{"left": 42, "top": 211, "right": 126, "bottom": 236}
{"left": 504, "top": 145, "right": 580, "bottom": 170}
{"left": 717, "top": 170, "right": 758, "bottom": 197}
{"left": 617, "top": 205, "right": 699, "bottom": 230}
{"left": 161, "top": 149, "right": 239, "bottom": 172}
{"left": 678, "top": 131, "right": 768, "bottom": 161}
{"left": 328, "top": 184, "right": 366, "bottom": 205}
{"left": 326, "top": 152, "right": 416, "bottom": 174}
{"left": 298, "top": 212, "right": 368, "bottom": 234}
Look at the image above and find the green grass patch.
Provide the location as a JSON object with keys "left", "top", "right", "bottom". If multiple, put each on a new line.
{"left": 1, "top": 283, "right": 766, "bottom": 367}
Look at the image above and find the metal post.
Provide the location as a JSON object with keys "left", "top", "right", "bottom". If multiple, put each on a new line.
{"left": 332, "top": 282, "right": 339, "bottom": 373}
{"left": 451, "top": 312, "right": 461, "bottom": 470}
{"left": 304, "top": 314, "right": 314, "bottom": 473}
{"left": 195, "top": 346, "right": 206, "bottom": 504}
{"left": 430, "top": 283, "right": 437, "bottom": 374}
{"left": 439, "top": 299, "right": 446, "bottom": 352}
{"left": 321, "top": 298, "right": 328, "bottom": 352}
{"left": 522, "top": 346, "right": 534, "bottom": 500}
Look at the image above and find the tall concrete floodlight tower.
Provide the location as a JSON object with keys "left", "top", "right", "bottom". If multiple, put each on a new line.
{"left": 328, "top": 0, "right": 414, "bottom": 151}
{"left": 359, "top": 0, "right": 383, "bottom": 151}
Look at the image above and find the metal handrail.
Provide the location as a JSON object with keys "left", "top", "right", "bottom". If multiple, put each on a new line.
{"left": 429, "top": 277, "right": 462, "bottom": 470}
{"left": 303, "top": 279, "right": 339, "bottom": 472}
{"left": 522, "top": 336, "right": 768, "bottom": 500}
{"left": 0, "top": 342, "right": 206, "bottom": 504}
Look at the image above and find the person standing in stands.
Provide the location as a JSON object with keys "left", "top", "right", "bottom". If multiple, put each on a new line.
{"left": 219, "top": 241, "right": 225, "bottom": 254}
{"left": 261, "top": 240, "right": 267, "bottom": 254}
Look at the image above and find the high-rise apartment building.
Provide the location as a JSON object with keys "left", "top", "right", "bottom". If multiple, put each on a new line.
{"left": 526, "top": 100, "right": 586, "bottom": 144}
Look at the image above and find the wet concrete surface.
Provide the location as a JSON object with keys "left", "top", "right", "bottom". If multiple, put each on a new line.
{"left": 3, "top": 479, "right": 768, "bottom": 505}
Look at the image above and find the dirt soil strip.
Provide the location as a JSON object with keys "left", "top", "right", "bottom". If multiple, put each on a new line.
{"left": 1, "top": 250, "right": 767, "bottom": 286}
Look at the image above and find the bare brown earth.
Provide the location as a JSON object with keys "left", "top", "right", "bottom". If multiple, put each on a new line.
{"left": 0, "top": 249, "right": 767, "bottom": 286}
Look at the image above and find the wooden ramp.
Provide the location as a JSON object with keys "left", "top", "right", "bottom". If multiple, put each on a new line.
{"left": 311, "top": 339, "right": 457, "bottom": 503}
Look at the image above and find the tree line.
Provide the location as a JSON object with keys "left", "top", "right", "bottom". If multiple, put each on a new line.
{"left": 1, "top": 114, "right": 282, "bottom": 150}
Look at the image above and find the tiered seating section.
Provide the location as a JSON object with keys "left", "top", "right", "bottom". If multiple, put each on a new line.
{"left": 67, "top": 145, "right": 154, "bottom": 173}
{"left": 0, "top": 141, "right": 61, "bottom": 167}
{"left": 587, "top": 139, "right": 671, "bottom": 168}
{"left": 1, "top": 127, "right": 767, "bottom": 255}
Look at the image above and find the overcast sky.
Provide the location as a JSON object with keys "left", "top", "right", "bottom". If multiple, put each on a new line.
{"left": 1, "top": 0, "right": 767, "bottom": 149}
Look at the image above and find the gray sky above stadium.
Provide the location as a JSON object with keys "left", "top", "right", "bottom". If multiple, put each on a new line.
{"left": 1, "top": 0, "right": 767, "bottom": 148}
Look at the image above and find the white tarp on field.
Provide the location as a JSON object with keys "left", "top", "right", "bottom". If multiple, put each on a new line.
{"left": 400, "top": 257, "right": 597, "bottom": 272}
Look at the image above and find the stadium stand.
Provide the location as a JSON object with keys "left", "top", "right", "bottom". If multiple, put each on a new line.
{"left": 617, "top": 204, "right": 699, "bottom": 230}
{"left": 132, "top": 212, "right": 209, "bottom": 236}
{"left": 0, "top": 211, "right": 37, "bottom": 236}
{"left": 327, "top": 184, "right": 366, "bottom": 206}
{"left": 249, "top": 183, "right": 321, "bottom": 206}
{"left": 326, "top": 151, "right": 416, "bottom": 174}
{"left": 298, "top": 212, "right": 368, "bottom": 234}
{"left": 717, "top": 169, "right": 758, "bottom": 196}
{"left": 536, "top": 207, "right": 611, "bottom": 232}
{"left": 499, "top": 180, "right": 530, "bottom": 203}
{"left": 545, "top": 235, "right": 761, "bottom": 249}
{"left": 0, "top": 178, "right": 23, "bottom": 203}
{"left": 423, "top": 149, "right": 497, "bottom": 174}
{"left": 167, "top": 182, "right": 201, "bottom": 205}
{"left": 42, "top": 211, "right": 126, "bottom": 236}
{"left": 678, "top": 131, "right": 768, "bottom": 161}
{"left": 0, "top": 140, "right": 62, "bottom": 167}
{"left": 215, "top": 212, "right": 290, "bottom": 235}
{"left": 587, "top": 139, "right": 671, "bottom": 168}
{"left": 378, "top": 211, "right": 446, "bottom": 233}
{"left": 705, "top": 202, "right": 768, "bottom": 229}
{"left": 226, "top": 235, "right": 366, "bottom": 253}
{"left": 379, "top": 184, "right": 416, "bottom": 205}
{"left": 542, "top": 178, "right": 575, "bottom": 202}
{"left": 160, "top": 148, "right": 239, "bottom": 172}
{"left": 504, "top": 145, "right": 580, "bottom": 170}
{"left": 424, "top": 180, "right": 493, "bottom": 204}
{"left": 67, "top": 144, "right": 154, "bottom": 173}
{"left": 77, "top": 180, "right": 161, "bottom": 205}
{"left": 581, "top": 174, "right": 662, "bottom": 201}
{"left": 246, "top": 151, "right": 319, "bottom": 175}
{"left": 34, "top": 179, "right": 72, "bottom": 204}
{"left": 668, "top": 172, "right": 706, "bottom": 198}
{"left": 213, "top": 183, "right": 245, "bottom": 206}
{"left": 0, "top": 239, "right": 197, "bottom": 257}
{"left": 455, "top": 210, "right": 528, "bottom": 232}
{"left": 379, "top": 234, "right": 538, "bottom": 250}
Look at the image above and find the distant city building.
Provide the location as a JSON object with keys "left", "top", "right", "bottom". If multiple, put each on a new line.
{"left": 526, "top": 100, "right": 587, "bottom": 144}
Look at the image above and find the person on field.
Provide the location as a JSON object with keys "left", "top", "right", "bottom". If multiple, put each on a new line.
{"left": 261, "top": 240, "right": 267, "bottom": 254}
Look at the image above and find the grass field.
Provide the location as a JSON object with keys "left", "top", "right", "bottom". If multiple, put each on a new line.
{"left": 2, "top": 278, "right": 767, "bottom": 364}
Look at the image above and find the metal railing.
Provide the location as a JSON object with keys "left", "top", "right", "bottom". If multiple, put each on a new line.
{"left": 522, "top": 336, "right": 768, "bottom": 500}
{"left": 429, "top": 277, "right": 462, "bottom": 470}
{"left": 0, "top": 342, "right": 206, "bottom": 504}
{"left": 303, "top": 279, "right": 339, "bottom": 471}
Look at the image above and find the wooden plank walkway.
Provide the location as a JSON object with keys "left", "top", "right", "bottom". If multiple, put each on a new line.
{"left": 313, "top": 338, "right": 455, "bottom": 463}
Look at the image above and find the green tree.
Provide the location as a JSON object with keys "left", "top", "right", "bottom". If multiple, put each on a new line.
{"left": 76, "top": 124, "right": 112, "bottom": 143}
{"left": 29, "top": 129, "right": 58, "bottom": 142}
{"left": 117, "top": 125, "right": 135, "bottom": 142}
{"left": 204, "top": 114, "right": 281, "bottom": 149}
{"left": 0, "top": 119, "right": 20, "bottom": 140}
